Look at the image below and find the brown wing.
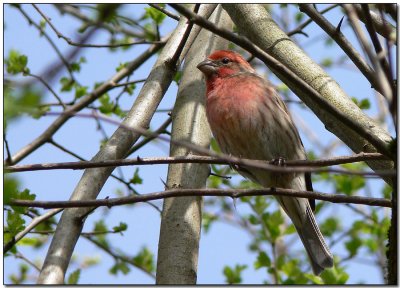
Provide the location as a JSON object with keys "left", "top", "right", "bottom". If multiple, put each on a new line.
{"left": 267, "top": 79, "right": 315, "bottom": 210}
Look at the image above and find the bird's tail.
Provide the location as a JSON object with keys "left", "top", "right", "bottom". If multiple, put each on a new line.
{"left": 277, "top": 196, "right": 334, "bottom": 275}
{"left": 298, "top": 204, "right": 334, "bottom": 275}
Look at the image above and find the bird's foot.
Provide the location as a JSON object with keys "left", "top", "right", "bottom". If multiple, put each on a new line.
{"left": 270, "top": 156, "right": 286, "bottom": 167}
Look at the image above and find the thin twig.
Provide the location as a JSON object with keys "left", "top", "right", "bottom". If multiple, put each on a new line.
{"left": 298, "top": 4, "right": 383, "bottom": 96}
{"left": 168, "top": 4, "right": 200, "bottom": 68}
{"left": 26, "top": 73, "right": 67, "bottom": 109}
{"left": 25, "top": 229, "right": 124, "bottom": 237}
{"left": 149, "top": 4, "right": 180, "bottom": 21}
{"left": 8, "top": 112, "right": 393, "bottom": 179}
{"left": 84, "top": 236, "right": 156, "bottom": 279}
{"left": 4, "top": 133, "right": 13, "bottom": 165}
{"left": 47, "top": 138, "right": 162, "bottom": 213}
{"left": 33, "top": 4, "right": 162, "bottom": 48}
{"left": 288, "top": 4, "right": 339, "bottom": 36}
{"left": 353, "top": 4, "right": 397, "bottom": 43}
{"left": 9, "top": 187, "right": 392, "bottom": 208}
{"left": 112, "top": 78, "right": 147, "bottom": 88}
{"left": 5, "top": 153, "right": 392, "bottom": 177}
{"left": 8, "top": 41, "right": 164, "bottom": 164}
{"left": 15, "top": 252, "right": 41, "bottom": 272}
{"left": 54, "top": 4, "right": 145, "bottom": 39}
{"left": 4, "top": 208, "right": 63, "bottom": 253}
{"left": 16, "top": 5, "right": 76, "bottom": 82}
{"left": 343, "top": 4, "right": 392, "bottom": 105}
{"left": 126, "top": 116, "right": 172, "bottom": 157}
{"left": 361, "top": 4, "right": 394, "bottom": 91}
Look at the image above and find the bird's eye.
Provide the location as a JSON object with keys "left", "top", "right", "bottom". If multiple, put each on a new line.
{"left": 221, "top": 58, "right": 230, "bottom": 64}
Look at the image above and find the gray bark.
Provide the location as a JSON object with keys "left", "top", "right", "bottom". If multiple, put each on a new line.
{"left": 37, "top": 5, "right": 216, "bottom": 284}
{"left": 156, "top": 6, "right": 233, "bottom": 284}
{"left": 223, "top": 4, "right": 394, "bottom": 184}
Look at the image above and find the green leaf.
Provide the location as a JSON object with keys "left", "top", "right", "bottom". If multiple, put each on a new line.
{"left": 60, "top": 77, "right": 75, "bottom": 92}
{"left": 74, "top": 85, "right": 88, "bottom": 99}
{"left": 263, "top": 210, "right": 284, "bottom": 241}
{"left": 333, "top": 165, "right": 365, "bottom": 196}
{"left": 248, "top": 214, "right": 259, "bottom": 225}
{"left": 324, "top": 37, "right": 334, "bottom": 46}
{"left": 173, "top": 71, "right": 182, "bottom": 84}
{"left": 110, "top": 261, "right": 130, "bottom": 275}
{"left": 351, "top": 97, "right": 370, "bottom": 110}
{"left": 4, "top": 176, "right": 20, "bottom": 205}
{"left": 304, "top": 273, "right": 324, "bottom": 284}
{"left": 382, "top": 184, "right": 392, "bottom": 199}
{"left": 254, "top": 251, "right": 271, "bottom": 269}
{"left": 70, "top": 62, "right": 81, "bottom": 72}
{"left": 98, "top": 94, "right": 114, "bottom": 114}
{"left": 143, "top": 23, "right": 156, "bottom": 41}
{"left": 19, "top": 237, "right": 45, "bottom": 248}
{"left": 253, "top": 196, "right": 268, "bottom": 214}
{"left": 320, "top": 217, "right": 341, "bottom": 237}
{"left": 4, "top": 88, "right": 43, "bottom": 121}
{"left": 94, "top": 220, "right": 108, "bottom": 233}
{"left": 223, "top": 264, "right": 247, "bottom": 284}
{"left": 132, "top": 247, "right": 155, "bottom": 273}
{"left": 344, "top": 236, "right": 362, "bottom": 257}
{"left": 320, "top": 266, "right": 349, "bottom": 284}
{"left": 145, "top": 7, "right": 166, "bottom": 24}
{"left": 321, "top": 58, "right": 333, "bottom": 67}
{"left": 116, "top": 62, "right": 128, "bottom": 72}
{"left": 5, "top": 50, "right": 29, "bottom": 74}
{"left": 295, "top": 12, "right": 304, "bottom": 23}
{"left": 67, "top": 269, "right": 81, "bottom": 284}
{"left": 6, "top": 210, "right": 26, "bottom": 236}
{"left": 202, "top": 213, "right": 218, "bottom": 233}
{"left": 125, "top": 83, "right": 136, "bottom": 96}
{"left": 96, "top": 4, "right": 120, "bottom": 22}
{"left": 129, "top": 168, "right": 143, "bottom": 184}
{"left": 112, "top": 222, "right": 127, "bottom": 233}
{"left": 5, "top": 183, "right": 36, "bottom": 214}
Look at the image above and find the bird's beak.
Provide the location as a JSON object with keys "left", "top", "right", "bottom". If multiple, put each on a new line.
{"left": 197, "top": 59, "right": 217, "bottom": 76}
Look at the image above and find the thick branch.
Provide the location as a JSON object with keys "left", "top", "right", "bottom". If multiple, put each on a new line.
{"left": 156, "top": 5, "right": 232, "bottom": 284}
{"left": 36, "top": 5, "right": 218, "bottom": 284}
{"left": 170, "top": 4, "right": 395, "bottom": 164}
{"left": 9, "top": 188, "right": 392, "bottom": 208}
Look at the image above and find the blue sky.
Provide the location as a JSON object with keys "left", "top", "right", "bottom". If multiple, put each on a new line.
{"left": 4, "top": 4, "right": 394, "bottom": 284}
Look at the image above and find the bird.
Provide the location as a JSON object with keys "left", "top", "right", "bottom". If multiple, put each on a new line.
{"left": 197, "top": 50, "right": 333, "bottom": 275}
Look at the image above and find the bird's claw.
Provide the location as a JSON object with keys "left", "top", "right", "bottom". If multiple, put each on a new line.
{"left": 270, "top": 157, "right": 286, "bottom": 166}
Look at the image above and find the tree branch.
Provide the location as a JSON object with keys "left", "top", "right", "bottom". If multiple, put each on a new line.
{"left": 36, "top": 5, "right": 217, "bottom": 284}
{"left": 5, "top": 153, "right": 393, "bottom": 177}
{"left": 148, "top": 4, "right": 180, "bottom": 21}
{"left": 8, "top": 41, "right": 164, "bottom": 165}
{"left": 353, "top": 4, "right": 397, "bottom": 44}
{"left": 83, "top": 236, "right": 156, "bottom": 280}
{"left": 33, "top": 4, "right": 162, "bottom": 48}
{"left": 9, "top": 187, "right": 392, "bottom": 208}
{"left": 170, "top": 4, "right": 395, "bottom": 162}
{"left": 16, "top": 5, "right": 76, "bottom": 82}
{"left": 298, "top": 4, "right": 384, "bottom": 96}
{"left": 342, "top": 4, "right": 393, "bottom": 108}
{"left": 26, "top": 72, "right": 66, "bottom": 109}
{"left": 287, "top": 4, "right": 339, "bottom": 37}
{"left": 4, "top": 208, "right": 63, "bottom": 253}
{"left": 54, "top": 4, "right": 145, "bottom": 39}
